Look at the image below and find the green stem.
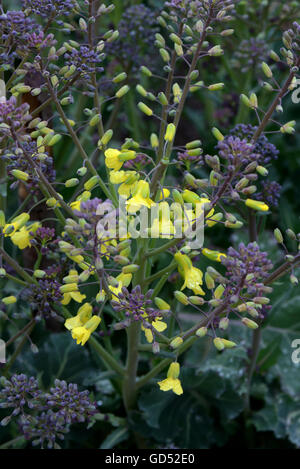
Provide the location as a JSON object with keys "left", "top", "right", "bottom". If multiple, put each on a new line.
{"left": 89, "top": 336, "right": 125, "bottom": 376}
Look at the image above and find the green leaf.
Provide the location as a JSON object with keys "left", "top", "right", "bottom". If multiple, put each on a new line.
{"left": 13, "top": 333, "right": 97, "bottom": 387}
{"left": 100, "top": 427, "right": 129, "bottom": 449}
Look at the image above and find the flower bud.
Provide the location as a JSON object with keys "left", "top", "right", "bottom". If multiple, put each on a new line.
{"left": 212, "top": 127, "right": 224, "bottom": 141}
{"left": 122, "top": 264, "right": 139, "bottom": 274}
{"left": 196, "top": 327, "right": 207, "bottom": 337}
{"left": 138, "top": 102, "right": 153, "bottom": 116}
{"left": 219, "top": 318, "right": 229, "bottom": 330}
{"left": 113, "top": 72, "right": 127, "bottom": 83}
{"left": 164, "top": 123, "right": 176, "bottom": 142}
{"left": 222, "top": 339, "right": 237, "bottom": 349}
{"left": 188, "top": 296, "right": 205, "bottom": 305}
{"left": 140, "top": 66, "right": 152, "bottom": 77}
{"left": 208, "top": 45, "right": 223, "bottom": 56}
{"left": 84, "top": 176, "right": 100, "bottom": 191}
{"left": 11, "top": 169, "right": 29, "bottom": 182}
{"left": 154, "top": 297, "right": 170, "bottom": 311}
{"left": 274, "top": 228, "right": 283, "bottom": 244}
{"left": 2, "top": 296, "right": 17, "bottom": 305}
{"left": 65, "top": 178, "right": 79, "bottom": 188}
{"left": 262, "top": 62, "right": 273, "bottom": 78}
{"left": 174, "top": 291, "right": 189, "bottom": 305}
{"left": 170, "top": 337, "right": 183, "bottom": 349}
{"left": 34, "top": 270, "right": 46, "bottom": 278}
{"left": 245, "top": 199, "right": 269, "bottom": 212}
{"left": 213, "top": 337, "right": 225, "bottom": 351}
{"left": 115, "top": 85, "right": 130, "bottom": 98}
{"left": 242, "top": 318, "right": 259, "bottom": 329}
{"left": 205, "top": 272, "right": 215, "bottom": 289}
{"left": 208, "top": 83, "right": 224, "bottom": 91}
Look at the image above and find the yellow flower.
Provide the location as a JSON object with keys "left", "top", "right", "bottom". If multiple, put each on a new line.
{"left": 151, "top": 202, "right": 175, "bottom": 239}
{"left": 105, "top": 148, "right": 123, "bottom": 171}
{"left": 202, "top": 248, "right": 226, "bottom": 262}
{"left": 64, "top": 302, "right": 93, "bottom": 331}
{"left": 158, "top": 362, "right": 183, "bottom": 395}
{"left": 10, "top": 222, "right": 40, "bottom": 250}
{"left": 174, "top": 251, "right": 205, "bottom": 295}
{"left": 3, "top": 212, "right": 30, "bottom": 236}
{"left": 61, "top": 270, "right": 86, "bottom": 305}
{"left": 71, "top": 315, "right": 101, "bottom": 346}
{"left": 159, "top": 188, "right": 170, "bottom": 200}
{"left": 245, "top": 199, "right": 269, "bottom": 212}
{"left": 100, "top": 272, "right": 132, "bottom": 302}
{"left": 110, "top": 170, "right": 139, "bottom": 198}
{"left": 70, "top": 191, "right": 91, "bottom": 211}
{"left": 70, "top": 200, "right": 81, "bottom": 211}
{"left": 105, "top": 149, "right": 136, "bottom": 171}
{"left": 142, "top": 317, "right": 167, "bottom": 343}
{"left": 126, "top": 180, "right": 155, "bottom": 213}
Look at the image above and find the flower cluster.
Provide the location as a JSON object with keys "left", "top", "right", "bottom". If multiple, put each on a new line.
{"left": 228, "top": 124, "right": 279, "bottom": 166}
{"left": 106, "top": 5, "right": 158, "bottom": 72}
{"left": 21, "top": 0, "right": 77, "bottom": 19}
{"left": 5, "top": 140, "right": 56, "bottom": 189}
{"left": 112, "top": 285, "right": 168, "bottom": 343}
{"left": 221, "top": 242, "right": 273, "bottom": 295}
{"left": 64, "top": 46, "right": 104, "bottom": 79}
{"left": 0, "top": 375, "right": 41, "bottom": 418}
{"left": 0, "top": 96, "right": 31, "bottom": 141}
{"left": 0, "top": 375, "right": 97, "bottom": 449}
{"left": 22, "top": 274, "right": 63, "bottom": 318}
{"left": 233, "top": 38, "right": 269, "bottom": 73}
{"left": 0, "top": 10, "right": 54, "bottom": 56}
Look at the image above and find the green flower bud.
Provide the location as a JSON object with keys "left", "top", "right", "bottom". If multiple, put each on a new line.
{"left": 115, "top": 85, "right": 130, "bottom": 98}
{"left": 154, "top": 297, "right": 170, "bottom": 311}
{"left": 219, "top": 318, "right": 229, "bottom": 330}
{"left": 77, "top": 167, "right": 87, "bottom": 177}
{"left": 212, "top": 127, "right": 224, "bottom": 141}
{"left": 213, "top": 337, "right": 225, "bottom": 351}
{"left": 89, "top": 114, "right": 101, "bottom": 127}
{"left": 113, "top": 72, "right": 127, "bottom": 83}
{"left": 208, "top": 83, "right": 224, "bottom": 91}
{"left": 11, "top": 169, "right": 29, "bottom": 182}
{"left": 2, "top": 296, "right": 17, "bottom": 305}
{"left": 138, "top": 102, "right": 153, "bottom": 116}
{"left": 100, "top": 129, "right": 113, "bottom": 146}
{"left": 84, "top": 176, "right": 100, "bottom": 191}
{"left": 158, "top": 92, "right": 168, "bottom": 106}
{"left": 174, "top": 290, "right": 189, "bottom": 305}
{"left": 274, "top": 228, "right": 283, "bottom": 244}
{"left": 286, "top": 229, "right": 296, "bottom": 240}
{"left": 65, "top": 178, "right": 79, "bottom": 188}
{"left": 205, "top": 272, "right": 215, "bottom": 289}
{"left": 159, "top": 48, "right": 170, "bottom": 62}
{"left": 140, "top": 66, "right": 152, "bottom": 77}
{"left": 196, "top": 327, "right": 207, "bottom": 337}
{"left": 242, "top": 318, "right": 259, "bottom": 329}
{"left": 256, "top": 165, "right": 268, "bottom": 176}
{"left": 48, "top": 134, "right": 62, "bottom": 146}
{"left": 164, "top": 123, "right": 176, "bottom": 142}
{"left": 34, "top": 270, "right": 46, "bottom": 278}
{"left": 136, "top": 84, "right": 147, "bottom": 97}
{"left": 170, "top": 337, "right": 183, "bottom": 349}
{"left": 262, "top": 62, "right": 273, "bottom": 78}
{"left": 188, "top": 296, "right": 205, "bottom": 305}
{"left": 169, "top": 33, "right": 182, "bottom": 45}
{"left": 222, "top": 339, "right": 237, "bottom": 349}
